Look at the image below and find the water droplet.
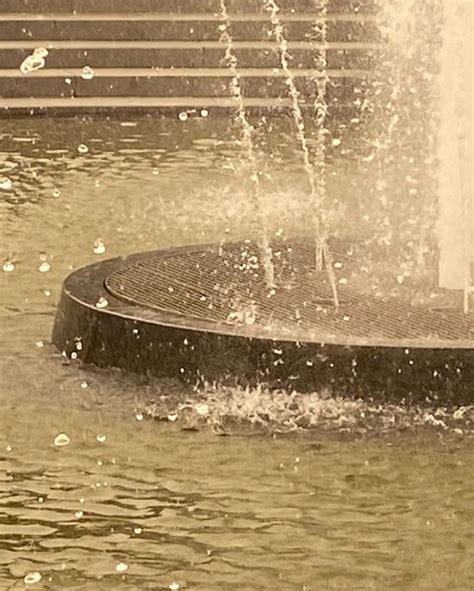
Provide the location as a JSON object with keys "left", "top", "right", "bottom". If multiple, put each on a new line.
{"left": 0, "top": 177, "right": 13, "bottom": 190}
{"left": 332, "top": 138, "right": 342, "bottom": 147}
{"left": 115, "top": 562, "right": 128, "bottom": 573}
{"left": 20, "top": 53, "right": 46, "bottom": 74}
{"left": 135, "top": 412, "right": 144, "bottom": 421}
{"left": 93, "top": 239, "right": 106, "bottom": 255}
{"left": 65, "top": 77, "right": 72, "bottom": 85}
{"left": 200, "top": 109, "right": 209, "bottom": 118}
{"left": 133, "top": 527, "right": 142, "bottom": 535}
{"left": 152, "top": 168, "right": 160, "bottom": 175}
{"left": 75, "top": 510, "right": 83, "bottom": 519}
{"left": 96, "top": 434, "right": 107, "bottom": 443}
{"left": 35, "top": 340, "right": 44, "bottom": 348}
{"left": 52, "top": 189, "right": 61, "bottom": 198}
{"left": 2, "top": 261, "right": 15, "bottom": 272}
{"left": 81, "top": 65, "right": 95, "bottom": 80}
{"left": 6, "top": 445, "right": 13, "bottom": 452}
{"left": 195, "top": 403, "right": 209, "bottom": 416}
{"left": 24, "top": 572, "right": 42, "bottom": 585}
{"left": 38, "top": 497, "right": 44, "bottom": 503}
{"left": 34, "top": 47, "right": 49, "bottom": 58}
{"left": 167, "top": 414, "right": 178, "bottom": 422}
{"left": 178, "top": 112, "right": 188, "bottom": 122}
{"left": 80, "top": 381, "right": 88, "bottom": 389}
{"left": 169, "top": 583, "right": 181, "bottom": 591}
{"left": 38, "top": 261, "right": 51, "bottom": 273}
{"left": 54, "top": 433, "right": 70, "bottom": 447}
{"left": 77, "top": 143, "right": 89, "bottom": 154}
{"left": 95, "top": 296, "right": 109, "bottom": 309}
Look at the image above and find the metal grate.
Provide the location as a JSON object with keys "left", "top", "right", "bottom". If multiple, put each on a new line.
{"left": 105, "top": 241, "right": 474, "bottom": 345}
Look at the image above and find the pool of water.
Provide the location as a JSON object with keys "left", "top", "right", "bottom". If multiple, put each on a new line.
{"left": 1, "top": 115, "right": 473, "bottom": 590}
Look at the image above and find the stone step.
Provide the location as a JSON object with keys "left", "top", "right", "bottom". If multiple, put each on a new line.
{"left": 0, "top": 73, "right": 364, "bottom": 101}
{"left": 0, "top": 46, "right": 376, "bottom": 69}
{"left": 0, "top": 95, "right": 364, "bottom": 112}
{"left": 0, "top": 66, "right": 369, "bottom": 78}
{"left": 0, "top": 12, "right": 378, "bottom": 23}
{"left": 0, "top": 19, "right": 380, "bottom": 42}
{"left": 0, "top": 0, "right": 378, "bottom": 15}
{"left": 0, "top": 2, "right": 378, "bottom": 113}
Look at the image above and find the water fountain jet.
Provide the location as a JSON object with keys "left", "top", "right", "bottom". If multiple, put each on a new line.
{"left": 52, "top": 0, "right": 473, "bottom": 404}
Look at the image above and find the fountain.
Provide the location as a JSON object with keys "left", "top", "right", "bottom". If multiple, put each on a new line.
{"left": 52, "top": 0, "right": 473, "bottom": 403}
{"left": 436, "top": 0, "right": 473, "bottom": 312}
{"left": 219, "top": 0, "right": 275, "bottom": 289}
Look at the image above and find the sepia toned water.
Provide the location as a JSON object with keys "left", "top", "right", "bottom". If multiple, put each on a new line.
{"left": 1, "top": 116, "right": 473, "bottom": 590}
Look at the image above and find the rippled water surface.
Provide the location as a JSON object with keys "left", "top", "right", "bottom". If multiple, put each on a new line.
{"left": 1, "top": 116, "right": 473, "bottom": 590}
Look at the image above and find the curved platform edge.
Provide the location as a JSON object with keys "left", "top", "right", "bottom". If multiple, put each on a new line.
{"left": 52, "top": 248, "right": 474, "bottom": 404}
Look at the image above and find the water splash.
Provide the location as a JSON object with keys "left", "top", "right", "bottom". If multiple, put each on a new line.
{"left": 219, "top": 0, "right": 275, "bottom": 288}
{"left": 20, "top": 47, "right": 48, "bottom": 75}
{"left": 81, "top": 65, "right": 95, "bottom": 80}
{"left": 143, "top": 382, "right": 474, "bottom": 436}
{"left": 264, "top": 0, "right": 339, "bottom": 307}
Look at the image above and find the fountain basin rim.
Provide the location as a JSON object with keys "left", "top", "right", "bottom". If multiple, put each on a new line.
{"left": 59, "top": 243, "right": 474, "bottom": 351}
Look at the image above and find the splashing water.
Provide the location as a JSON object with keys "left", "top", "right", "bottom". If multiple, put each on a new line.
{"left": 81, "top": 65, "right": 95, "bottom": 80}
{"left": 20, "top": 47, "right": 49, "bottom": 75}
{"left": 143, "top": 383, "right": 474, "bottom": 436}
{"left": 264, "top": 0, "right": 339, "bottom": 307}
{"left": 219, "top": 0, "right": 275, "bottom": 289}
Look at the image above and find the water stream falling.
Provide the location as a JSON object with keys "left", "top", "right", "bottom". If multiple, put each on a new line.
{"left": 437, "top": 0, "right": 473, "bottom": 312}
{"left": 357, "top": 0, "right": 443, "bottom": 297}
{"left": 311, "top": 0, "right": 330, "bottom": 266}
{"left": 264, "top": 0, "right": 340, "bottom": 308}
{"left": 365, "top": 0, "right": 472, "bottom": 311}
{"left": 218, "top": 0, "right": 275, "bottom": 288}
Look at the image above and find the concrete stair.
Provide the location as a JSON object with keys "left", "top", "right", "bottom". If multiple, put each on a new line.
{"left": 0, "top": 0, "right": 379, "bottom": 114}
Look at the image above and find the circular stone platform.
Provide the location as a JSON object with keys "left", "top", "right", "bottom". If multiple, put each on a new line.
{"left": 52, "top": 240, "right": 474, "bottom": 403}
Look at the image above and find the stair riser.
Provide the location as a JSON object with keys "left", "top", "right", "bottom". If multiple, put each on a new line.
{"left": 0, "top": 75, "right": 365, "bottom": 101}
{"left": 1, "top": 0, "right": 378, "bottom": 15}
{"left": 0, "top": 21, "right": 380, "bottom": 43}
{"left": 0, "top": 48, "right": 375, "bottom": 69}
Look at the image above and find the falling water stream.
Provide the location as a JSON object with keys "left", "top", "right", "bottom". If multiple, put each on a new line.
{"left": 264, "top": 0, "right": 340, "bottom": 307}
{"left": 219, "top": 0, "right": 275, "bottom": 288}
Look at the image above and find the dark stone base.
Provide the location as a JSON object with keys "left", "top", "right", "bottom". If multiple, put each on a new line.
{"left": 52, "top": 244, "right": 473, "bottom": 405}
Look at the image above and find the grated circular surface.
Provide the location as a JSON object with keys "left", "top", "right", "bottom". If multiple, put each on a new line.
{"left": 105, "top": 241, "right": 474, "bottom": 347}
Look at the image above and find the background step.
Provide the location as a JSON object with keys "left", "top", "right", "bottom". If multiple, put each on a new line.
{"left": 0, "top": 1, "right": 378, "bottom": 113}
{"left": 0, "top": 74, "right": 364, "bottom": 101}
{"left": 0, "top": 0, "right": 378, "bottom": 15}
{"left": 0, "top": 19, "right": 380, "bottom": 43}
{"left": 0, "top": 46, "right": 376, "bottom": 69}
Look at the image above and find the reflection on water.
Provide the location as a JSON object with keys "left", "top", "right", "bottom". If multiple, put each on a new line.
{"left": 1, "top": 116, "right": 473, "bottom": 589}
